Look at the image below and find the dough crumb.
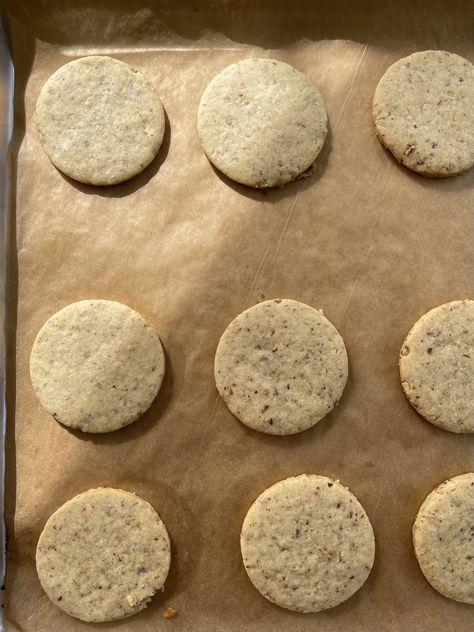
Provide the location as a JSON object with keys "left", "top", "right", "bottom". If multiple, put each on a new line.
{"left": 126, "top": 594, "right": 139, "bottom": 607}
{"left": 163, "top": 606, "right": 177, "bottom": 618}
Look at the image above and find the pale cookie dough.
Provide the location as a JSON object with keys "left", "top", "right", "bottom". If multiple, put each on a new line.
{"left": 214, "top": 299, "right": 348, "bottom": 435}
{"left": 198, "top": 58, "right": 327, "bottom": 187}
{"left": 241, "top": 474, "right": 375, "bottom": 612}
{"left": 413, "top": 473, "right": 474, "bottom": 604}
{"left": 399, "top": 299, "right": 474, "bottom": 433}
{"left": 36, "top": 55, "right": 165, "bottom": 185}
{"left": 373, "top": 50, "right": 474, "bottom": 177}
{"left": 36, "top": 488, "right": 171, "bottom": 622}
{"left": 30, "top": 300, "right": 165, "bottom": 433}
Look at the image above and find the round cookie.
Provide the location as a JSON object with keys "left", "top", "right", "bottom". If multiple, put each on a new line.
{"left": 373, "top": 50, "right": 474, "bottom": 177}
{"left": 413, "top": 473, "right": 474, "bottom": 604}
{"left": 241, "top": 474, "right": 375, "bottom": 612}
{"left": 198, "top": 58, "right": 327, "bottom": 188}
{"left": 30, "top": 300, "right": 165, "bottom": 433}
{"left": 36, "top": 488, "right": 171, "bottom": 621}
{"left": 399, "top": 299, "right": 474, "bottom": 433}
{"left": 214, "top": 299, "right": 348, "bottom": 435}
{"left": 36, "top": 55, "right": 165, "bottom": 185}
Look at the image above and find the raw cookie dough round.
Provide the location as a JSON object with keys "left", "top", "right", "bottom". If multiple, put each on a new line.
{"left": 36, "top": 488, "right": 171, "bottom": 622}
{"left": 241, "top": 474, "right": 375, "bottom": 612}
{"left": 413, "top": 473, "right": 474, "bottom": 604}
{"left": 30, "top": 300, "right": 165, "bottom": 433}
{"left": 214, "top": 299, "right": 348, "bottom": 435}
{"left": 399, "top": 299, "right": 474, "bottom": 433}
{"left": 373, "top": 50, "right": 474, "bottom": 177}
{"left": 197, "top": 58, "right": 328, "bottom": 187}
{"left": 36, "top": 55, "right": 165, "bottom": 185}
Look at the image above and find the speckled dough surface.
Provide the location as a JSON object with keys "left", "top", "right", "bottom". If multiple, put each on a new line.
{"left": 373, "top": 50, "right": 474, "bottom": 177}
{"left": 36, "top": 488, "right": 171, "bottom": 622}
{"left": 413, "top": 473, "right": 474, "bottom": 604}
{"left": 36, "top": 55, "right": 165, "bottom": 185}
{"left": 241, "top": 474, "right": 375, "bottom": 612}
{"left": 30, "top": 300, "right": 165, "bottom": 433}
{"left": 214, "top": 299, "right": 348, "bottom": 435}
{"left": 198, "top": 58, "right": 327, "bottom": 187}
{"left": 399, "top": 299, "right": 474, "bottom": 433}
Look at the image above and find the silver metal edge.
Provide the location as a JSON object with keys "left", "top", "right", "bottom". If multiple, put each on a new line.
{"left": 0, "top": 14, "right": 14, "bottom": 632}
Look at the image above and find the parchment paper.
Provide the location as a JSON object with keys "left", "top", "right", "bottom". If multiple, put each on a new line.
{"left": 3, "top": 1, "right": 474, "bottom": 631}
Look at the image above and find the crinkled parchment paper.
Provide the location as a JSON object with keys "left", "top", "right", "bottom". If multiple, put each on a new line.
{"left": 3, "top": 1, "right": 474, "bottom": 630}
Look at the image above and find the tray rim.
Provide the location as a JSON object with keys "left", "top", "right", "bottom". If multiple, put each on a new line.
{"left": 0, "top": 12, "right": 14, "bottom": 632}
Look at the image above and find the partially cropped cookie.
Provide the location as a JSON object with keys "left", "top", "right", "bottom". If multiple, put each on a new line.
{"left": 36, "top": 488, "right": 171, "bottom": 621}
{"left": 399, "top": 300, "right": 474, "bottom": 433}
{"left": 373, "top": 50, "right": 474, "bottom": 176}
{"left": 214, "top": 299, "right": 348, "bottom": 435}
{"left": 198, "top": 58, "right": 327, "bottom": 187}
{"left": 30, "top": 300, "right": 165, "bottom": 432}
{"left": 241, "top": 474, "right": 375, "bottom": 612}
{"left": 36, "top": 56, "right": 165, "bottom": 185}
{"left": 413, "top": 473, "right": 474, "bottom": 604}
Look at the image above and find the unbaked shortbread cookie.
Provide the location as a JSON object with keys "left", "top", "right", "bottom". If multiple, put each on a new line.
{"left": 36, "top": 488, "right": 171, "bottom": 622}
{"left": 399, "top": 299, "right": 474, "bottom": 433}
{"left": 241, "top": 474, "right": 375, "bottom": 612}
{"left": 373, "top": 50, "right": 474, "bottom": 177}
{"left": 214, "top": 299, "right": 348, "bottom": 435}
{"left": 30, "top": 300, "right": 165, "bottom": 433}
{"left": 36, "top": 56, "right": 165, "bottom": 185}
{"left": 198, "top": 58, "right": 327, "bottom": 187}
{"left": 413, "top": 473, "right": 474, "bottom": 604}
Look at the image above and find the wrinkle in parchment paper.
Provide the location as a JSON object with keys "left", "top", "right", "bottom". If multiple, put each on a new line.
{"left": 3, "top": 1, "right": 474, "bottom": 631}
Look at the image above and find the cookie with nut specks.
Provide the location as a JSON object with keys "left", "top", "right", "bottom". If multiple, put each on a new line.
{"left": 214, "top": 299, "right": 348, "bottom": 435}
{"left": 241, "top": 474, "right": 375, "bottom": 612}
{"left": 36, "top": 56, "right": 165, "bottom": 185}
{"left": 30, "top": 300, "right": 165, "bottom": 433}
{"left": 373, "top": 50, "right": 474, "bottom": 177}
{"left": 413, "top": 473, "right": 474, "bottom": 604}
{"left": 36, "top": 488, "right": 171, "bottom": 622}
{"left": 399, "top": 299, "right": 474, "bottom": 433}
{"left": 198, "top": 58, "right": 327, "bottom": 187}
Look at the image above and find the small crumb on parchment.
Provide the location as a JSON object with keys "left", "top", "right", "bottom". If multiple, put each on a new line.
{"left": 163, "top": 606, "right": 177, "bottom": 619}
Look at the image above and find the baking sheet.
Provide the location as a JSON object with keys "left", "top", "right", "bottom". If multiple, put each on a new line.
{"left": 3, "top": 1, "right": 474, "bottom": 631}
